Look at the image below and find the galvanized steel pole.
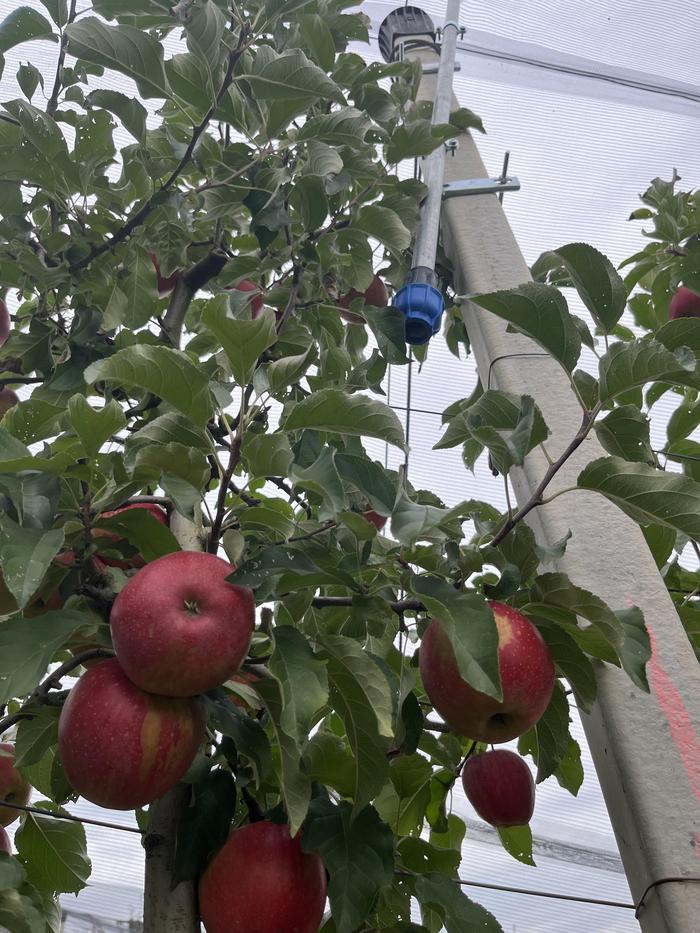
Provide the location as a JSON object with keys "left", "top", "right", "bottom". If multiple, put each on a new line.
{"left": 404, "top": 31, "right": 700, "bottom": 933}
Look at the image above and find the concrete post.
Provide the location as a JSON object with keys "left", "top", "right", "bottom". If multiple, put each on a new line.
{"left": 410, "top": 45, "right": 700, "bottom": 933}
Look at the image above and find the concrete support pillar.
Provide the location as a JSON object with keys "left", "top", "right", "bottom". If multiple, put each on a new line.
{"left": 412, "top": 47, "right": 700, "bottom": 933}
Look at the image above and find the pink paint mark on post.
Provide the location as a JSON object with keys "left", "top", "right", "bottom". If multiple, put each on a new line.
{"left": 647, "top": 628, "right": 700, "bottom": 804}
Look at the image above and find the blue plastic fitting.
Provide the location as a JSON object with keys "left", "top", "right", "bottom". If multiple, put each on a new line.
{"left": 394, "top": 278, "right": 445, "bottom": 346}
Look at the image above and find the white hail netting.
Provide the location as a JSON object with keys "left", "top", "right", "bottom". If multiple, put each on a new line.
{"left": 1, "top": 0, "right": 699, "bottom": 929}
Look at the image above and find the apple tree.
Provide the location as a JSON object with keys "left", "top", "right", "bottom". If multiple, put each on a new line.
{"left": 0, "top": 1, "right": 695, "bottom": 931}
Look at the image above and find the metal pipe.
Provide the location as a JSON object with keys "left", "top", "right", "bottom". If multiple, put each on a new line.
{"left": 411, "top": 0, "right": 462, "bottom": 273}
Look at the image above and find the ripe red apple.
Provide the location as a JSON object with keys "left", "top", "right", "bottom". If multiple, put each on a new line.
{"left": 0, "top": 387, "right": 19, "bottom": 418}
{"left": 669, "top": 286, "right": 700, "bottom": 319}
{"left": 149, "top": 253, "right": 180, "bottom": 298}
{"left": 199, "top": 821, "right": 327, "bottom": 933}
{"left": 363, "top": 509, "right": 387, "bottom": 531}
{"left": 110, "top": 551, "right": 255, "bottom": 696}
{"left": 229, "top": 279, "right": 264, "bottom": 317}
{"left": 0, "top": 826, "right": 11, "bottom": 854}
{"left": 339, "top": 274, "right": 388, "bottom": 324}
{"left": 93, "top": 502, "right": 168, "bottom": 569}
{"left": 58, "top": 659, "right": 206, "bottom": 809}
{"left": 419, "top": 601, "right": 555, "bottom": 743}
{"left": 0, "top": 298, "right": 9, "bottom": 347}
{"left": 462, "top": 749, "right": 535, "bottom": 826}
{"left": 0, "top": 744, "right": 31, "bottom": 827}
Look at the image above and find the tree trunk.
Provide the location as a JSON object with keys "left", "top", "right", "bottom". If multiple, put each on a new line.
{"left": 143, "top": 509, "right": 205, "bottom": 933}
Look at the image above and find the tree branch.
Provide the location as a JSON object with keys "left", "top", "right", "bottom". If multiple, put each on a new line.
{"left": 0, "top": 648, "right": 115, "bottom": 736}
{"left": 266, "top": 476, "right": 312, "bottom": 518}
{"left": 69, "top": 28, "right": 251, "bottom": 275}
{"left": 209, "top": 434, "right": 243, "bottom": 552}
{"left": 311, "top": 595, "right": 424, "bottom": 614}
{"left": 275, "top": 263, "right": 304, "bottom": 334}
{"left": 162, "top": 248, "right": 229, "bottom": 346}
{"left": 485, "top": 407, "right": 599, "bottom": 549}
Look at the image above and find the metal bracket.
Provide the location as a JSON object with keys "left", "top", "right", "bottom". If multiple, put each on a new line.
{"left": 442, "top": 176, "right": 521, "bottom": 199}
{"left": 421, "top": 61, "right": 462, "bottom": 74}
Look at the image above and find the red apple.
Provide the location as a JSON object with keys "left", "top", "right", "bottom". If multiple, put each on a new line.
{"left": 339, "top": 274, "right": 388, "bottom": 324}
{"left": 0, "top": 298, "right": 9, "bottom": 347}
{"left": 462, "top": 749, "right": 535, "bottom": 826}
{"left": 0, "top": 826, "right": 11, "bottom": 854}
{"left": 0, "top": 387, "right": 19, "bottom": 418}
{"left": 419, "top": 601, "right": 555, "bottom": 743}
{"left": 199, "top": 821, "right": 327, "bottom": 933}
{"left": 93, "top": 502, "right": 168, "bottom": 569}
{"left": 58, "top": 659, "right": 206, "bottom": 809}
{"left": 0, "top": 744, "right": 31, "bottom": 827}
{"left": 110, "top": 551, "right": 255, "bottom": 696}
{"left": 363, "top": 509, "right": 387, "bottom": 531}
{"left": 669, "top": 286, "right": 700, "bottom": 319}
{"left": 149, "top": 253, "right": 180, "bottom": 298}
{"left": 229, "top": 279, "right": 264, "bottom": 317}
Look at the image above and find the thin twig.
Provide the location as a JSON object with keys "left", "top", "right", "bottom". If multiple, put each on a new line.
{"left": 266, "top": 476, "right": 312, "bottom": 518}
{"left": 275, "top": 263, "right": 304, "bottom": 334}
{"left": 46, "top": 0, "right": 78, "bottom": 117}
{"left": 486, "top": 406, "right": 599, "bottom": 549}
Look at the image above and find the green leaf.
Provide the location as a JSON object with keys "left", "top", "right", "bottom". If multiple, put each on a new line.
{"left": 93, "top": 507, "right": 180, "bottom": 564}
{"left": 656, "top": 317, "right": 700, "bottom": 358}
{"left": 203, "top": 693, "right": 271, "bottom": 784}
{"left": 549, "top": 243, "right": 626, "bottom": 333}
{"left": 263, "top": 344, "right": 317, "bottom": 395}
{"left": 0, "top": 8, "right": 56, "bottom": 54}
{"left": 290, "top": 446, "right": 346, "bottom": 519}
{"left": 85, "top": 89, "right": 147, "bottom": 141}
{"left": 553, "top": 736, "right": 584, "bottom": 796}
{"left": 202, "top": 300, "right": 277, "bottom": 387}
{"left": 0, "top": 611, "right": 86, "bottom": 704}
{"left": 415, "top": 873, "right": 503, "bottom": 933}
{"left": 385, "top": 120, "right": 455, "bottom": 163}
{"left": 352, "top": 205, "right": 411, "bottom": 256}
{"left": 65, "top": 18, "right": 169, "bottom": 99}
{"left": 578, "top": 456, "right": 700, "bottom": 542}
{"left": 320, "top": 635, "right": 392, "bottom": 813}
{"left": 497, "top": 825, "right": 535, "bottom": 866}
{"left": 383, "top": 754, "right": 433, "bottom": 836}
{"left": 518, "top": 681, "right": 570, "bottom": 782}
{"left": 362, "top": 306, "right": 409, "bottom": 365}
{"left": 667, "top": 398, "right": 700, "bottom": 445}
{"left": 284, "top": 389, "right": 406, "bottom": 451}
{"left": 335, "top": 454, "right": 397, "bottom": 515}
{"left": 15, "top": 804, "right": 91, "bottom": 895}
{"left": 412, "top": 577, "right": 501, "bottom": 699}
{"left": 389, "top": 495, "right": 450, "bottom": 546}
{"left": 594, "top": 404, "right": 653, "bottom": 463}
{"left": 397, "top": 837, "right": 461, "bottom": 876}
{"left": 439, "top": 390, "right": 549, "bottom": 473}
{"left": 126, "top": 411, "right": 210, "bottom": 452}
{"left": 243, "top": 48, "right": 344, "bottom": 103}
{"left": 534, "top": 620, "right": 597, "bottom": 712}
{"left": 303, "top": 732, "right": 356, "bottom": 798}
{"left": 269, "top": 626, "right": 328, "bottom": 745}
{"left": 530, "top": 572, "right": 624, "bottom": 652}
{"left": 0, "top": 515, "right": 63, "bottom": 610}
{"left": 254, "top": 676, "right": 311, "bottom": 834}
{"left": 67, "top": 395, "right": 126, "bottom": 460}
{"left": 598, "top": 337, "right": 700, "bottom": 403}
{"left": 15, "top": 708, "right": 60, "bottom": 768}
{"left": 241, "top": 433, "right": 293, "bottom": 479}
{"left": 17, "top": 63, "right": 43, "bottom": 101}
{"left": 297, "top": 107, "right": 370, "bottom": 149}
{"left": 472, "top": 282, "right": 581, "bottom": 372}
{"left": 0, "top": 875, "right": 47, "bottom": 933}
{"left": 615, "top": 607, "right": 651, "bottom": 692}
{"left": 303, "top": 799, "right": 394, "bottom": 933}
{"left": 84, "top": 346, "right": 213, "bottom": 427}
{"left": 173, "top": 769, "right": 236, "bottom": 884}
{"left": 297, "top": 14, "right": 336, "bottom": 71}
